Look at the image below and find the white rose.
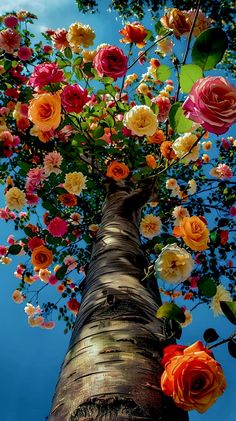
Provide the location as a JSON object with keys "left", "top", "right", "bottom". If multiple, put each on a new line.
{"left": 154, "top": 243, "right": 194, "bottom": 283}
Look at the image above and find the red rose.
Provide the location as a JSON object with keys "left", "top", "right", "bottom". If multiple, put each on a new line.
{"left": 93, "top": 46, "right": 128, "bottom": 80}
{"left": 61, "top": 84, "right": 89, "bottom": 113}
{"left": 29, "top": 62, "right": 65, "bottom": 89}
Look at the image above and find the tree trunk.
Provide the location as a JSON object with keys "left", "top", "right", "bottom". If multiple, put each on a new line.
{"left": 49, "top": 184, "right": 189, "bottom": 421}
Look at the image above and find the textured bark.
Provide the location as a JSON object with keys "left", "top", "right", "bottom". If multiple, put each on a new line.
{"left": 49, "top": 184, "right": 188, "bottom": 421}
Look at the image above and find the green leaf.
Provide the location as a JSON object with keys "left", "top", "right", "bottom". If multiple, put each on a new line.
{"left": 55, "top": 265, "right": 67, "bottom": 280}
{"left": 93, "top": 126, "right": 105, "bottom": 139}
{"left": 64, "top": 47, "right": 72, "bottom": 60}
{"left": 169, "top": 102, "right": 192, "bottom": 133}
{"left": 191, "top": 28, "right": 228, "bottom": 71}
{"left": 156, "top": 64, "right": 171, "bottom": 82}
{"left": 156, "top": 302, "right": 185, "bottom": 323}
{"left": 198, "top": 278, "right": 217, "bottom": 298}
{"left": 203, "top": 328, "right": 219, "bottom": 343}
{"left": 179, "top": 64, "right": 203, "bottom": 93}
{"left": 8, "top": 244, "right": 22, "bottom": 255}
{"left": 220, "top": 301, "right": 236, "bottom": 325}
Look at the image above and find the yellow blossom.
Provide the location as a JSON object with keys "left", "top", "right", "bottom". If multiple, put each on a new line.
{"left": 211, "top": 285, "right": 232, "bottom": 316}
{"left": 5, "top": 187, "right": 26, "bottom": 211}
{"left": 124, "top": 105, "right": 158, "bottom": 137}
{"left": 67, "top": 22, "right": 95, "bottom": 52}
{"left": 64, "top": 172, "right": 87, "bottom": 195}
{"left": 172, "top": 133, "right": 200, "bottom": 164}
{"left": 140, "top": 214, "right": 162, "bottom": 239}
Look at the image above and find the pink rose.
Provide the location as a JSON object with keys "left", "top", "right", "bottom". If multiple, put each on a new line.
{"left": 29, "top": 62, "right": 65, "bottom": 89}
{"left": 183, "top": 76, "right": 236, "bottom": 135}
{"left": 17, "top": 46, "right": 33, "bottom": 61}
{"left": 152, "top": 95, "right": 171, "bottom": 122}
{"left": 61, "top": 84, "right": 89, "bottom": 113}
{"left": 3, "top": 15, "right": 18, "bottom": 28}
{"left": 93, "top": 46, "right": 128, "bottom": 80}
{"left": 47, "top": 217, "right": 68, "bottom": 237}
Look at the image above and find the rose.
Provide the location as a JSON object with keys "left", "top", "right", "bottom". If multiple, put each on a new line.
{"left": 154, "top": 243, "right": 194, "bottom": 283}
{"left": 106, "top": 161, "right": 129, "bottom": 180}
{"left": 161, "top": 341, "right": 226, "bottom": 413}
{"left": 31, "top": 245, "right": 53, "bottom": 269}
{"left": 152, "top": 95, "right": 171, "bottom": 122}
{"left": 47, "top": 217, "right": 68, "bottom": 237}
{"left": 0, "top": 28, "right": 21, "bottom": 53}
{"left": 67, "top": 22, "right": 95, "bottom": 51}
{"left": 64, "top": 172, "right": 87, "bottom": 195}
{"left": 28, "top": 93, "right": 61, "bottom": 131}
{"left": 119, "top": 22, "right": 148, "bottom": 48}
{"left": 5, "top": 187, "right": 26, "bottom": 211}
{"left": 61, "top": 84, "right": 89, "bottom": 113}
{"left": 172, "top": 133, "right": 199, "bottom": 164}
{"left": 93, "top": 45, "right": 128, "bottom": 80}
{"left": 28, "top": 62, "right": 65, "bottom": 89}
{"left": 124, "top": 105, "right": 158, "bottom": 136}
{"left": 160, "top": 8, "right": 190, "bottom": 38}
{"left": 173, "top": 216, "right": 209, "bottom": 251}
{"left": 182, "top": 77, "right": 236, "bottom": 135}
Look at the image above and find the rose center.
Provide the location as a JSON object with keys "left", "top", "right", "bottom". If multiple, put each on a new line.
{"left": 191, "top": 376, "right": 205, "bottom": 391}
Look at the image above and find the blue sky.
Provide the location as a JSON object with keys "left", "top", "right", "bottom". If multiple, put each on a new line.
{"left": 0, "top": 1, "right": 235, "bottom": 420}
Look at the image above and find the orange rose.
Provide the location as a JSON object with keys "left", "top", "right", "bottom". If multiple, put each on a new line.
{"left": 28, "top": 93, "right": 61, "bottom": 131}
{"left": 146, "top": 154, "right": 157, "bottom": 169}
{"left": 58, "top": 193, "right": 77, "bottom": 207}
{"left": 106, "top": 161, "right": 129, "bottom": 181}
{"left": 147, "top": 129, "right": 166, "bottom": 144}
{"left": 119, "top": 22, "right": 148, "bottom": 48}
{"left": 160, "top": 8, "right": 191, "bottom": 39}
{"left": 31, "top": 245, "right": 54, "bottom": 269}
{"left": 161, "top": 341, "right": 226, "bottom": 413}
{"left": 160, "top": 140, "right": 176, "bottom": 160}
{"left": 173, "top": 216, "right": 209, "bottom": 251}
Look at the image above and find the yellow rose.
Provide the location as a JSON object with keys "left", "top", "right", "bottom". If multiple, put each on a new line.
{"left": 174, "top": 216, "right": 209, "bottom": 251}
{"left": 5, "top": 187, "right": 26, "bottom": 211}
{"left": 28, "top": 93, "right": 61, "bottom": 131}
{"left": 124, "top": 105, "right": 158, "bottom": 137}
{"left": 172, "top": 133, "right": 199, "bottom": 163}
{"left": 64, "top": 172, "right": 87, "bottom": 195}
{"left": 154, "top": 243, "right": 194, "bottom": 283}
{"left": 140, "top": 214, "right": 162, "bottom": 239}
{"left": 67, "top": 22, "right": 95, "bottom": 52}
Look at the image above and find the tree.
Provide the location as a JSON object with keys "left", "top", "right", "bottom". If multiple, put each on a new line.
{"left": 0, "top": 5, "right": 235, "bottom": 421}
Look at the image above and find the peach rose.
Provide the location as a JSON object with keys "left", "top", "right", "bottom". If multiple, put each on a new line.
{"left": 31, "top": 245, "right": 53, "bottom": 269}
{"left": 160, "top": 8, "right": 190, "bottom": 39}
{"left": 106, "top": 161, "right": 129, "bottom": 180}
{"left": 161, "top": 341, "right": 226, "bottom": 413}
{"left": 28, "top": 93, "right": 61, "bottom": 131}
{"left": 173, "top": 216, "right": 209, "bottom": 251}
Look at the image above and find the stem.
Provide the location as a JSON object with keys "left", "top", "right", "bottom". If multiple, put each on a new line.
{"left": 208, "top": 331, "right": 236, "bottom": 350}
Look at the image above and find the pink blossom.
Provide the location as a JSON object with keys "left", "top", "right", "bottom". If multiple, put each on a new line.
{"left": 28, "top": 62, "right": 65, "bottom": 89}
{"left": 230, "top": 206, "right": 236, "bottom": 217}
{"left": 47, "top": 217, "right": 68, "bottom": 237}
{"left": 221, "top": 138, "right": 232, "bottom": 150}
{"left": 44, "top": 151, "right": 63, "bottom": 175}
{"left": 42, "top": 45, "right": 52, "bottom": 54}
{"left": 17, "top": 46, "right": 33, "bottom": 61}
{"left": 93, "top": 46, "right": 128, "bottom": 80}
{"left": 25, "top": 167, "right": 46, "bottom": 191}
{"left": 40, "top": 321, "right": 55, "bottom": 329}
{"left": 152, "top": 95, "right": 171, "bottom": 122}
{"left": 210, "top": 164, "right": 233, "bottom": 179}
{"left": 7, "top": 235, "right": 15, "bottom": 245}
{"left": 19, "top": 212, "right": 28, "bottom": 219}
{"left": 51, "top": 28, "right": 69, "bottom": 51}
{"left": 0, "top": 107, "right": 9, "bottom": 117}
{"left": 189, "top": 275, "right": 200, "bottom": 289}
{"left": 48, "top": 274, "right": 58, "bottom": 285}
{"left": 183, "top": 76, "right": 236, "bottom": 135}
{"left": 0, "top": 246, "right": 7, "bottom": 256}
{"left": 25, "top": 192, "right": 39, "bottom": 205}
{"left": 61, "top": 84, "right": 89, "bottom": 114}
{"left": 3, "top": 15, "right": 18, "bottom": 28}
{"left": 0, "top": 29, "right": 21, "bottom": 53}
{"left": 63, "top": 255, "right": 78, "bottom": 271}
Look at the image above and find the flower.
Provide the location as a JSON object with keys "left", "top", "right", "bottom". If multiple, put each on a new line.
{"left": 67, "top": 22, "right": 95, "bottom": 52}
{"left": 187, "top": 179, "right": 197, "bottom": 195}
{"left": 140, "top": 214, "right": 162, "bottom": 239}
{"left": 47, "top": 217, "right": 68, "bottom": 237}
{"left": 44, "top": 151, "right": 63, "bottom": 175}
{"left": 31, "top": 245, "right": 53, "bottom": 269}
{"left": 152, "top": 95, "right": 171, "bottom": 122}
{"left": 64, "top": 255, "right": 78, "bottom": 271}
{"left": 173, "top": 216, "right": 209, "bottom": 251}
{"left": 146, "top": 155, "right": 157, "bottom": 169}
{"left": 38, "top": 268, "right": 51, "bottom": 283}
{"left": 124, "top": 105, "right": 158, "bottom": 137}
{"left": 58, "top": 193, "right": 77, "bottom": 207}
{"left": 155, "top": 244, "right": 194, "bottom": 283}
{"left": 17, "top": 46, "right": 32, "bottom": 61}
{"left": 0, "top": 29, "right": 21, "bottom": 53}
{"left": 12, "top": 289, "right": 25, "bottom": 303}
{"left": 185, "top": 9, "right": 211, "bottom": 37}
{"left": 28, "top": 62, "right": 65, "bottom": 89}
{"left": 28, "top": 316, "right": 44, "bottom": 327}
{"left": 5, "top": 187, "right": 26, "bottom": 211}
{"left": 161, "top": 340, "right": 226, "bottom": 413}
{"left": 211, "top": 284, "right": 233, "bottom": 316}
{"left": 67, "top": 297, "right": 80, "bottom": 314}
{"left": 28, "top": 236, "right": 45, "bottom": 251}
{"left": 40, "top": 321, "right": 55, "bottom": 329}
{"left": 155, "top": 36, "right": 174, "bottom": 55}
{"left": 202, "top": 141, "right": 212, "bottom": 151}
{"left": 147, "top": 129, "right": 166, "bottom": 144}
{"left": 3, "top": 15, "right": 18, "bottom": 28}
{"left": 160, "top": 141, "right": 176, "bottom": 160}
{"left": 182, "top": 77, "right": 236, "bottom": 135}
{"left": 119, "top": 22, "right": 148, "bottom": 48}
{"left": 93, "top": 45, "right": 128, "bottom": 80}
{"left": 51, "top": 28, "right": 70, "bottom": 51}
{"left": 172, "top": 133, "right": 199, "bottom": 164}
{"left": 28, "top": 93, "right": 61, "bottom": 132}
{"left": 210, "top": 164, "right": 233, "bottom": 180}
{"left": 106, "top": 161, "right": 129, "bottom": 180}
{"left": 166, "top": 178, "right": 178, "bottom": 190}
{"left": 61, "top": 84, "right": 89, "bottom": 113}
{"left": 160, "top": 8, "right": 190, "bottom": 38}
{"left": 172, "top": 206, "right": 190, "bottom": 226}
{"left": 26, "top": 167, "right": 46, "bottom": 191}
{"left": 64, "top": 172, "right": 87, "bottom": 195}
{"left": 181, "top": 309, "right": 192, "bottom": 327}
